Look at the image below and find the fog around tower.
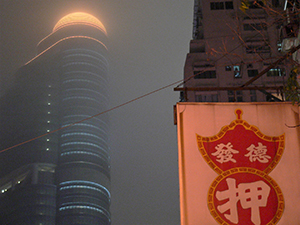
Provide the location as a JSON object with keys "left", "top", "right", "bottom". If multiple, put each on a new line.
{"left": 0, "top": 1, "right": 193, "bottom": 224}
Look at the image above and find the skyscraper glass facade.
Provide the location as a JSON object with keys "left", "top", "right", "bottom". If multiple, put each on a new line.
{"left": 0, "top": 12, "right": 110, "bottom": 225}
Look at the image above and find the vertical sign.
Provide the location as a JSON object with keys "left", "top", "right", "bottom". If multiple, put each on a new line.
{"left": 176, "top": 102, "right": 300, "bottom": 225}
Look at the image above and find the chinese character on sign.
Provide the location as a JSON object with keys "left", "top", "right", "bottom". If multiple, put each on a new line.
{"left": 212, "top": 142, "right": 239, "bottom": 163}
{"left": 245, "top": 142, "right": 271, "bottom": 163}
{"left": 216, "top": 178, "right": 270, "bottom": 225}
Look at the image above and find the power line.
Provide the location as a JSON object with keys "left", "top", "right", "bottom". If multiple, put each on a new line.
{"left": 0, "top": 79, "right": 183, "bottom": 154}
{"left": 0, "top": 5, "right": 295, "bottom": 153}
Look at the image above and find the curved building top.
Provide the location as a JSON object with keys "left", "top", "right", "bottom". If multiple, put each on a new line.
{"left": 32, "top": 12, "right": 108, "bottom": 62}
{"left": 53, "top": 12, "right": 107, "bottom": 35}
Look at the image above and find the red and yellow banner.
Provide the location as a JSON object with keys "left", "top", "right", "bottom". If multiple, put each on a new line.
{"left": 176, "top": 102, "right": 300, "bottom": 225}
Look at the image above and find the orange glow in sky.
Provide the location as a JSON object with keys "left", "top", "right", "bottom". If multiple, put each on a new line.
{"left": 53, "top": 12, "right": 107, "bottom": 35}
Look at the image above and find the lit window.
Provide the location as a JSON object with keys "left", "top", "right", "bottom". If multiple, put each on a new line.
{"left": 62, "top": 96, "right": 99, "bottom": 103}
{"left": 62, "top": 123, "right": 105, "bottom": 132}
{"left": 61, "top": 142, "right": 103, "bottom": 149}
{"left": 61, "top": 149, "right": 109, "bottom": 161}
{"left": 61, "top": 132, "right": 103, "bottom": 139}
{"left": 62, "top": 62, "right": 103, "bottom": 70}
{"left": 234, "top": 65, "right": 241, "bottom": 78}
{"left": 225, "top": 66, "right": 232, "bottom": 71}
{"left": 63, "top": 53, "right": 108, "bottom": 66}
{"left": 59, "top": 180, "right": 111, "bottom": 198}
{"left": 277, "top": 42, "right": 282, "bottom": 52}
{"left": 267, "top": 68, "right": 285, "bottom": 77}
{"left": 62, "top": 49, "right": 109, "bottom": 67}
{"left": 61, "top": 151, "right": 103, "bottom": 158}
{"left": 63, "top": 71, "right": 107, "bottom": 82}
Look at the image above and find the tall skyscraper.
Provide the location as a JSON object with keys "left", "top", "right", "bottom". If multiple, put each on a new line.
{"left": 0, "top": 12, "right": 110, "bottom": 225}
{"left": 176, "top": 0, "right": 289, "bottom": 102}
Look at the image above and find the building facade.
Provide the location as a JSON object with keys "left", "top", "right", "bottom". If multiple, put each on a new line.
{"left": 0, "top": 12, "right": 110, "bottom": 225}
{"left": 178, "top": 0, "right": 290, "bottom": 102}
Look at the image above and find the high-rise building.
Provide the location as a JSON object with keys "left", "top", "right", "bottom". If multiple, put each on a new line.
{"left": 0, "top": 12, "right": 110, "bottom": 225}
{"left": 176, "top": 0, "right": 290, "bottom": 102}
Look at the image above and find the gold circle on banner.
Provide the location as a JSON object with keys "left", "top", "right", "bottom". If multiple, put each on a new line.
{"left": 207, "top": 167, "right": 284, "bottom": 225}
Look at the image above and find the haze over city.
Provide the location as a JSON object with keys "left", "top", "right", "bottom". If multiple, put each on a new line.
{"left": 0, "top": 1, "right": 193, "bottom": 224}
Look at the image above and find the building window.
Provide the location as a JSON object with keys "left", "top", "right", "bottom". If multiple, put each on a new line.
{"left": 225, "top": 1, "right": 234, "bottom": 9}
{"left": 246, "top": 45, "right": 270, "bottom": 54}
{"left": 195, "top": 94, "right": 202, "bottom": 102}
{"left": 228, "top": 91, "right": 235, "bottom": 102}
{"left": 244, "top": 23, "right": 267, "bottom": 31}
{"left": 250, "top": 90, "right": 257, "bottom": 102}
{"left": 236, "top": 91, "right": 243, "bottom": 102}
{"left": 249, "top": 1, "right": 264, "bottom": 8}
{"left": 225, "top": 66, "right": 232, "bottom": 71}
{"left": 210, "top": 1, "right": 233, "bottom": 10}
{"left": 248, "top": 69, "right": 258, "bottom": 77}
{"left": 266, "top": 68, "right": 285, "bottom": 77}
{"left": 234, "top": 65, "right": 241, "bottom": 78}
{"left": 277, "top": 42, "right": 282, "bottom": 52}
{"left": 180, "top": 91, "right": 185, "bottom": 102}
{"left": 228, "top": 90, "right": 243, "bottom": 102}
{"left": 194, "top": 70, "right": 217, "bottom": 79}
{"left": 272, "top": 0, "right": 280, "bottom": 7}
{"left": 195, "top": 93, "right": 218, "bottom": 102}
{"left": 1, "top": 182, "right": 12, "bottom": 194}
{"left": 59, "top": 180, "right": 111, "bottom": 198}
{"left": 211, "top": 2, "right": 224, "bottom": 10}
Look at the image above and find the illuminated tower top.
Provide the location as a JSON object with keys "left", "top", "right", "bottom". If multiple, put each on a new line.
{"left": 35, "top": 12, "right": 108, "bottom": 61}
{"left": 53, "top": 12, "right": 107, "bottom": 35}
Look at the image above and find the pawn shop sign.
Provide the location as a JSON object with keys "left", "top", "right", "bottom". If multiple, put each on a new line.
{"left": 176, "top": 102, "right": 300, "bottom": 225}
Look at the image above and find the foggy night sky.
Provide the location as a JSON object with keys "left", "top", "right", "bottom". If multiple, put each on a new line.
{"left": 0, "top": 1, "right": 193, "bottom": 224}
